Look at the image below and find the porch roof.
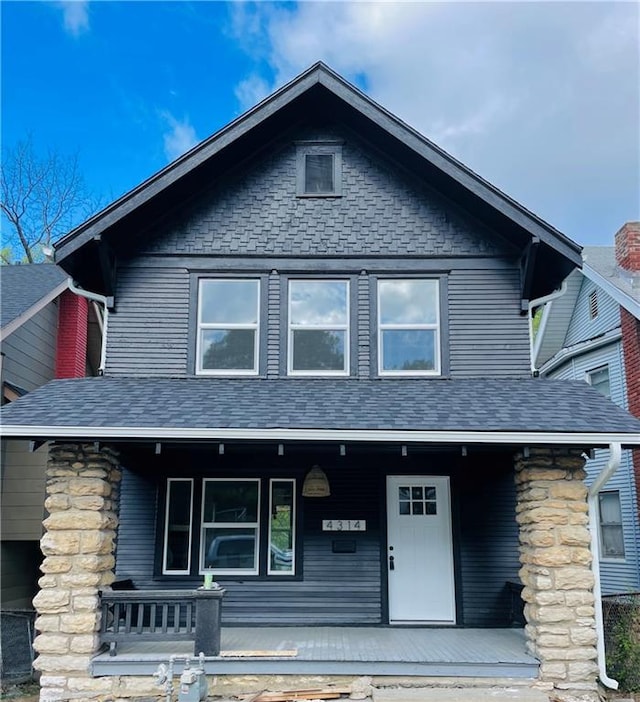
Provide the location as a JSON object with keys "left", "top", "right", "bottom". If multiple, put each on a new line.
{"left": 1, "top": 376, "right": 639, "bottom": 447}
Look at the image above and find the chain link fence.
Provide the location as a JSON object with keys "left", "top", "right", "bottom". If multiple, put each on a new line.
{"left": 0, "top": 610, "right": 36, "bottom": 683}
{"left": 602, "top": 592, "right": 640, "bottom": 692}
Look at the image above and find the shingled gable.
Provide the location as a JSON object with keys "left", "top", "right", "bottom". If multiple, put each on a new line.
{"left": 53, "top": 61, "right": 580, "bottom": 299}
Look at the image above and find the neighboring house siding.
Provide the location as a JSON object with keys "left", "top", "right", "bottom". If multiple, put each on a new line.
{"left": 548, "top": 342, "right": 640, "bottom": 594}
{"left": 564, "top": 277, "right": 620, "bottom": 347}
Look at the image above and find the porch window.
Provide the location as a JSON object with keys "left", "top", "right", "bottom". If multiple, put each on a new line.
{"left": 163, "top": 479, "right": 194, "bottom": 575}
{"left": 268, "top": 479, "right": 295, "bottom": 575}
{"left": 598, "top": 490, "right": 625, "bottom": 559}
{"left": 201, "top": 479, "right": 260, "bottom": 575}
{"left": 288, "top": 280, "right": 349, "bottom": 375}
{"left": 378, "top": 279, "right": 440, "bottom": 375}
{"left": 196, "top": 279, "right": 260, "bottom": 374}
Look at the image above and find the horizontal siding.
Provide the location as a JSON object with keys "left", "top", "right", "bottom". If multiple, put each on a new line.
{"left": 565, "top": 279, "right": 620, "bottom": 346}
{"left": 449, "top": 268, "right": 530, "bottom": 377}
{"left": 105, "top": 265, "right": 190, "bottom": 376}
{"left": 1, "top": 440, "right": 47, "bottom": 540}
{"left": 2, "top": 302, "right": 58, "bottom": 391}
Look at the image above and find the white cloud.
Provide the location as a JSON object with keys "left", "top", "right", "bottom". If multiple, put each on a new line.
{"left": 228, "top": 2, "right": 640, "bottom": 244}
{"left": 161, "top": 112, "right": 199, "bottom": 162}
{"left": 56, "top": 0, "right": 89, "bottom": 37}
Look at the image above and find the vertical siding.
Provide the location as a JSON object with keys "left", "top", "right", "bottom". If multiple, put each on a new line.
{"left": 449, "top": 268, "right": 531, "bottom": 377}
{"left": 105, "top": 265, "right": 190, "bottom": 376}
{"left": 565, "top": 279, "right": 620, "bottom": 346}
{"left": 549, "top": 342, "right": 640, "bottom": 593}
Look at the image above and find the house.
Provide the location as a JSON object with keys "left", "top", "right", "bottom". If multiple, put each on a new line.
{"left": 1, "top": 63, "right": 640, "bottom": 702}
{"left": 535, "top": 222, "right": 640, "bottom": 597}
{"left": 0, "top": 264, "right": 101, "bottom": 610}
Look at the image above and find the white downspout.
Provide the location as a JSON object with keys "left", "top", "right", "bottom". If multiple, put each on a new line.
{"left": 528, "top": 279, "right": 568, "bottom": 375}
{"left": 67, "top": 278, "right": 109, "bottom": 374}
{"left": 588, "top": 442, "right": 622, "bottom": 690}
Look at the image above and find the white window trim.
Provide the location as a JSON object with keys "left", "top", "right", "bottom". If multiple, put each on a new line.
{"left": 196, "top": 278, "right": 260, "bottom": 376}
{"left": 377, "top": 279, "right": 441, "bottom": 376}
{"left": 162, "top": 478, "right": 194, "bottom": 575}
{"left": 598, "top": 489, "right": 626, "bottom": 562}
{"left": 200, "top": 477, "right": 261, "bottom": 576}
{"left": 586, "top": 365, "right": 611, "bottom": 397}
{"left": 287, "top": 279, "right": 350, "bottom": 376}
{"left": 268, "top": 478, "right": 296, "bottom": 576}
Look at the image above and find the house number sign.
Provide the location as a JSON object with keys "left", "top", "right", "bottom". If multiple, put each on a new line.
{"left": 322, "top": 520, "right": 366, "bottom": 531}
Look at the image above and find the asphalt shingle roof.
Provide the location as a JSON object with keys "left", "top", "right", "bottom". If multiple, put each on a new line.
{"left": 0, "top": 264, "right": 67, "bottom": 329}
{"left": 1, "top": 377, "right": 639, "bottom": 439}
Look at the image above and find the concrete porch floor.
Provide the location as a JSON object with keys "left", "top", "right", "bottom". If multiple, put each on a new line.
{"left": 91, "top": 626, "right": 538, "bottom": 678}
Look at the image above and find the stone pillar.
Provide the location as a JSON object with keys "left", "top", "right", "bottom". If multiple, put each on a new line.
{"left": 33, "top": 443, "right": 120, "bottom": 701}
{"left": 515, "top": 448, "right": 599, "bottom": 701}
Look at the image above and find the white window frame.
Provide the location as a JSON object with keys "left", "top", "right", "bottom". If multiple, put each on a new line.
{"left": 162, "top": 478, "right": 194, "bottom": 575}
{"left": 200, "top": 478, "right": 261, "bottom": 576}
{"left": 268, "top": 478, "right": 296, "bottom": 576}
{"left": 598, "top": 490, "right": 625, "bottom": 561}
{"left": 287, "top": 279, "right": 350, "bottom": 376}
{"left": 586, "top": 365, "right": 611, "bottom": 398}
{"left": 195, "top": 278, "right": 260, "bottom": 376}
{"left": 377, "top": 278, "right": 441, "bottom": 376}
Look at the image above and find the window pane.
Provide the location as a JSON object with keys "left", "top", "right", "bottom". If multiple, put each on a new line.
{"left": 379, "top": 280, "right": 438, "bottom": 325}
{"left": 292, "top": 330, "right": 345, "bottom": 371}
{"left": 201, "top": 329, "right": 255, "bottom": 370}
{"left": 599, "top": 491, "right": 625, "bottom": 558}
{"left": 305, "top": 154, "right": 334, "bottom": 193}
{"left": 203, "top": 528, "right": 257, "bottom": 569}
{"left": 601, "top": 526, "right": 625, "bottom": 558}
{"left": 200, "top": 280, "right": 258, "bottom": 324}
{"left": 290, "top": 281, "right": 348, "bottom": 325}
{"left": 381, "top": 329, "right": 436, "bottom": 371}
{"left": 203, "top": 480, "right": 259, "bottom": 524}
{"left": 599, "top": 491, "right": 622, "bottom": 523}
{"left": 589, "top": 367, "right": 611, "bottom": 398}
{"left": 164, "top": 480, "right": 192, "bottom": 573}
{"left": 270, "top": 481, "right": 294, "bottom": 574}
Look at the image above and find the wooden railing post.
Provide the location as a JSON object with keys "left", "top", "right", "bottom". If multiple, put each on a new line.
{"left": 194, "top": 587, "right": 226, "bottom": 656}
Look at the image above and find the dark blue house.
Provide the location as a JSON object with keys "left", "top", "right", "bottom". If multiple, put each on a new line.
{"left": 2, "top": 64, "right": 640, "bottom": 702}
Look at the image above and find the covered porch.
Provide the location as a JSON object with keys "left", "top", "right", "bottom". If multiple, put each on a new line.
{"left": 91, "top": 625, "right": 538, "bottom": 678}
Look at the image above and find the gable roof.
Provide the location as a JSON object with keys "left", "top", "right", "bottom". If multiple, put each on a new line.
{"left": 1, "top": 376, "right": 639, "bottom": 447}
{"left": 53, "top": 62, "right": 581, "bottom": 298}
{"left": 534, "top": 246, "right": 640, "bottom": 369}
{"left": 0, "top": 264, "right": 68, "bottom": 339}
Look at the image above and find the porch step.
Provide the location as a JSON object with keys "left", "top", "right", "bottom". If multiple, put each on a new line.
{"left": 372, "top": 688, "right": 549, "bottom": 702}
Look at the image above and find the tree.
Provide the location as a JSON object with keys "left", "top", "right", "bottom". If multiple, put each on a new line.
{"left": 1, "top": 136, "right": 97, "bottom": 264}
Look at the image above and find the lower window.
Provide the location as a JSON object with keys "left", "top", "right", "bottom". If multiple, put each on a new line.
{"left": 162, "top": 477, "right": 296, "bottom": 576}
{"left": 598, "top": 490, "right": 625, "bottom": 559}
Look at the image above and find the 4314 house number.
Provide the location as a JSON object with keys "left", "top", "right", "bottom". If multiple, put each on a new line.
{"left": 322, "top": 520, "right": 366, "bottom": 531}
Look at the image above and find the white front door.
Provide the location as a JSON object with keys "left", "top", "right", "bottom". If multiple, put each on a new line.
{"left": 386, "top": 475, "right": 456, "bottom": 624}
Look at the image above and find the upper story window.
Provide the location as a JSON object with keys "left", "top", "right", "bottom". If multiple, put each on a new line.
{"left": 288, "top": 279, "right": 349, "bottom": 375}
{"left": 598, "top": 490, "right": 625, "bottom": 559}
{"left": 296, "top": 143, "right": 342, "bottom": 197}
{"left": 587, "top": 365, "right": 611, "bottom": 398}
{"left": 378, "top": 279, "right": 440, "bottom": 375}
{"left": 196, "top": 279, "right": 260, "bottom": 375}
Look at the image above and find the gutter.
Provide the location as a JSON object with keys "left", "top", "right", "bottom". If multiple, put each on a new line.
{"left": 528, "top": 280, "right": 569, "bottom": 375}
{"left": 588, "top": 442, "right": 622, "bottom": 690}
{"left": 67, "top": 279, "right": 109, "bottom": 374}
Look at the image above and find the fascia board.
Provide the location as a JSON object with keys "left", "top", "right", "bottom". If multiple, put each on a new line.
{"left": 55, "top": 64, "right": 581, "bottom": 267}
{"left": 0, "top": 280, "right": 69, "bottom": 342}
{"left": 1, "top": 424, "right": 639, "bottom": 447}
{"left": 582, "top": 264, "right": 640, "bottom": 320}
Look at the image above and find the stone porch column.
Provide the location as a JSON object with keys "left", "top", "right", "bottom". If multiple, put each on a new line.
{"left": 515, "top": 448, "right": 599, "bottom": 702}
{"left": 33, "top": 443, "right": 120, "bottom": 701}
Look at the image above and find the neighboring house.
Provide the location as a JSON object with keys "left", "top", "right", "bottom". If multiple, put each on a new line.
{"left": 2, "top": 64, "right": 640, "bottom": 702}
{"left": 1, "top": 264, "right": 100, "bottom": 608}
{"left": 535, "top": 222, "right": 640, "bottom": 595}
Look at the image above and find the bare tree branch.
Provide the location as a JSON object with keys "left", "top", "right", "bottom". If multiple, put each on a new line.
{"left": 1, "top": 136, "right": 100, "bottom": 264}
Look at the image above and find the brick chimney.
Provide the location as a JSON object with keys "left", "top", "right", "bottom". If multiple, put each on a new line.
{"left": 56, "top": 290, "right": 88, "bottom": 378}
{"left": 615, "top": 221, "right": 640, "bottom": 272}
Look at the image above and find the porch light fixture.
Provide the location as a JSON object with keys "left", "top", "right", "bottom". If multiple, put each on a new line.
{"left": 302, "top": 465, "right": 330, "bottom": 497}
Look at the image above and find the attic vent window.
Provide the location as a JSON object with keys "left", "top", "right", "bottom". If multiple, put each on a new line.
{"left": 296, "top": 142, "right": 342, "bottom": 197}
{"left": 588, "top": 290, "right": 599, "bottom": 319}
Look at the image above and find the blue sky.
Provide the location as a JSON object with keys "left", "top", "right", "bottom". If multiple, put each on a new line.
{"left": 2, "top": 1, "right": 639, "bottom": 246}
